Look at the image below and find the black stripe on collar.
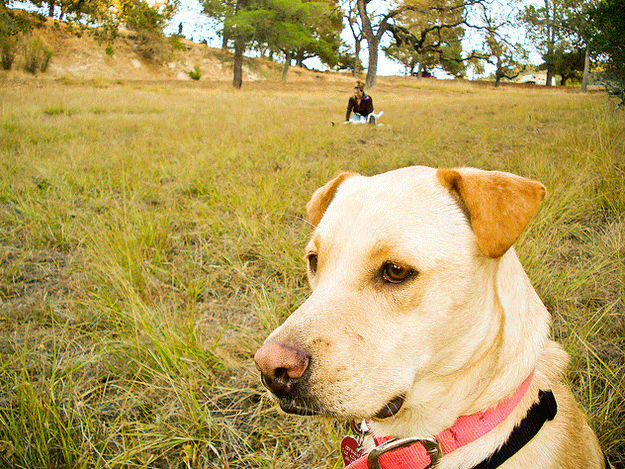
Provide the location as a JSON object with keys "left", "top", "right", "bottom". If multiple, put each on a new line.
{"left": 471, "top": 390, "right": 558, "bottom": 469}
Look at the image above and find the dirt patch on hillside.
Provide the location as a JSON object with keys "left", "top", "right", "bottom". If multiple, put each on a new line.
{"left": 0, "top": 15, "right": 354, "bottom": 85}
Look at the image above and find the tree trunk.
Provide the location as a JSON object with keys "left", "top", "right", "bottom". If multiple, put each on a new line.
{"left": 545, "top": 53, "right": 554, "bottom": 86}
{"left": 357, "top": 0, "right": 378, "bottom": 89}
{"left": 282, "top": 51, "right": 291, "bottom": 82}
{"left": 544, "top": 0, "right": 554, "bottom": 86}
{"left": 232, "top": 0, "right": 248, "bottom": 89}
{"left": 494, "top": 57, "right": 501, "bottom": 87}
{"left": 365, "top": 39, "right": 379, "bottom": 89}
{"left": 353, "top": 40, "right": 361, "bottom": 76}
{"left": 233, "top": 36, "right": 244, "bottom": 89}
{"left": 581, "top": 47, "right": 590, "bottom": 92}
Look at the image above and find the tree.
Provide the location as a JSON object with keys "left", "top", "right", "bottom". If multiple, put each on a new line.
{"left": 0, "top": 7, "right": 34, "bottom": 70}
{"left": 208, "top": 0, "right": 341, "bottom": 88}
{"left": 1, "top": 0, "right": 175, "bottom": 50}
{"left": 355, "top": 0, "right": 388, "bottom": 88}
{"left": 472, "top": 5, "right": 527, "bottom": 86}
{"left": 586, "top": 0, "right": 625, "bottom": 105}
{"left": 553, "top": 0, "right": 595, "bottom": 90}
{"left": 335, "top": 42, "right": 360, "bottom": 72}
{"left": 201, "top": 0, "right": 246, "bottom": 86}
{"left": 522, "top": 0, "right": 599, "bottom": 90}
{"left": 292, "top": 0, "right": 342, "bottom": 70}
{"left": 249, "top": 0, "right": 337, "bottom": 80}
{"left": 521, "top": 0, "right": 559, "bottom": 86}
{"left": 355, "top": 0, "right": 482, "bottom": 88}
{"left": 202, "top": 0, "right": 237, "bottom": 48}
{"left": 384, "top": 42, "right": 424, "bottom": 75}
{"left": 482, "top": 31, "right": 527, "bottom": 86}
{"left": 547, "top": 45, "right": 585, "bottom": 85}
{"left": 520, "top": 0, "right": 594, "bottom": 87}
{"left": 225, "top": 0, "right": 252, "bottom": 88}
{"left": 384, "top": 0, "right": 468, "bottom": 78}
{"left": 341, "top": 0, "right": 363, "bottom": 75}
{"left": 119, "top": 0, "right": 176, "bottom": 61}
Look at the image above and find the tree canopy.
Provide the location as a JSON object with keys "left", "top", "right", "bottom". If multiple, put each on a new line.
{"left": 384, "top": 0, "right": 468, "bottom": 78}
{"left": 586, "top": 0, "right": 625, "bottom": 104}
{"left": 203, "top": 0, "right": 341, "bottom": 87}
{"left": 1, "top": 0, "right": 176, "bottom": 41}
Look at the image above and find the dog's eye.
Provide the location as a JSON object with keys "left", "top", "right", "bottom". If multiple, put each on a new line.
{"left": 382, "top": 262, "right": 414, "bottom": 284}
{"left": 307, "top": 254, "right": 318, "bottom": 275}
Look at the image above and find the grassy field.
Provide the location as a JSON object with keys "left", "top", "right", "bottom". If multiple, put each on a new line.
{"left": 0, "top": 77, "right": 623, "bottom": 469}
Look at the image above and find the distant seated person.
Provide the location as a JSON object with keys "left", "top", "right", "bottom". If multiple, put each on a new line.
{"left": 345, "top": 81, "right": 383, "bottom": 125}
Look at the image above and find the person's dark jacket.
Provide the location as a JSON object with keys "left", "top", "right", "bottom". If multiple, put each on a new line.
{"left": 346, "top": 94, "right": 374, "bottom": 121}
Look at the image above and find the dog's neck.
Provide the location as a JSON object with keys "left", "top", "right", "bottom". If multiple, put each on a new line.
{"left": 370, "top": 249, "right": 552, "bottom": 440}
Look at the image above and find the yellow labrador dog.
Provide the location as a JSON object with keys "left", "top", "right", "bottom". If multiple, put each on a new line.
{"left": 255, "top": 166, "right": 607, "bottom": 469}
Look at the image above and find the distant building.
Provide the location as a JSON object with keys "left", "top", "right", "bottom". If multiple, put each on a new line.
{"left": 518, "top": 73, "right": 558, "bottom": 86}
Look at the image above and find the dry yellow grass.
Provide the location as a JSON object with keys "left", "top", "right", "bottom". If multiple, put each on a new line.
{"left": 0, "top": 77, "right": 623, "bottom": 468}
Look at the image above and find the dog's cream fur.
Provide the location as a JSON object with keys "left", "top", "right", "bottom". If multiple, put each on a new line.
{"left": 258, "top": 166, "right": 606, "bottom": 468}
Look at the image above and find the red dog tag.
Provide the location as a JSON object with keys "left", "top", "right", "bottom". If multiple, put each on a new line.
{"left": 341, "top": 436, "right": 364, "bottom": 466}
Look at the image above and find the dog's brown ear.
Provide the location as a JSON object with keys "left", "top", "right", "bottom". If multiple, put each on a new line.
{"left": 436, "top": 168, "right": 546, "bottom": 258}
{"left": 306, "top": 172, "right": 357, "bottom": 227}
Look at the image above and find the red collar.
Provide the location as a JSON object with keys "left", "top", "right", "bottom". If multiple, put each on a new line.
{"left": 342, "top": 372, "right": 534, "bottom": 469}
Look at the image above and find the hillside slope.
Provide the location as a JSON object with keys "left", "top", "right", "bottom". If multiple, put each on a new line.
{"left": 0, "top": 15, "right": 346, "bottom": 83}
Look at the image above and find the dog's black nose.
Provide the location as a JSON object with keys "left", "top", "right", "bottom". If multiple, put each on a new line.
{"left": 254, "top": 342, "right": 309, "bottom": 398}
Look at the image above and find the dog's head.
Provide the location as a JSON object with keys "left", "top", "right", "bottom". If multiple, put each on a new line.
{"left": 255, "top": 166, "right": 547, "bottom": 433}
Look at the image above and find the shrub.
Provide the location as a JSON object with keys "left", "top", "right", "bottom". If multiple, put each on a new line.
{"left": 1, "top": 7, "right": 33, "bottom": 70}
{"left": 23, "top": 38, "right": 52, "bottom": 74}
{"left": 1, "top": 39, "right": 17, "bottom": 70}
{"left": 41, "top": 47, "right": 52, "bottom": 72}
{"left": 169, "top": 34, "right": 187, "bottom": 51}
{"left": 188, "top": 65, "right": 202, "bottom": 80}
{"left": 43, "top": 106, "right": 70, "bottom": 116}
{"left": 132, "top": 30, "right": 173, "bottom": 63}
{"left": 123, "top": 0, "right": 174, "bottom": 63}
{"left": 23, "top": 41, "right": 40, "bottom": 74}
{"left": 92, "top": 23, "right": 118, "bottom": 45}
